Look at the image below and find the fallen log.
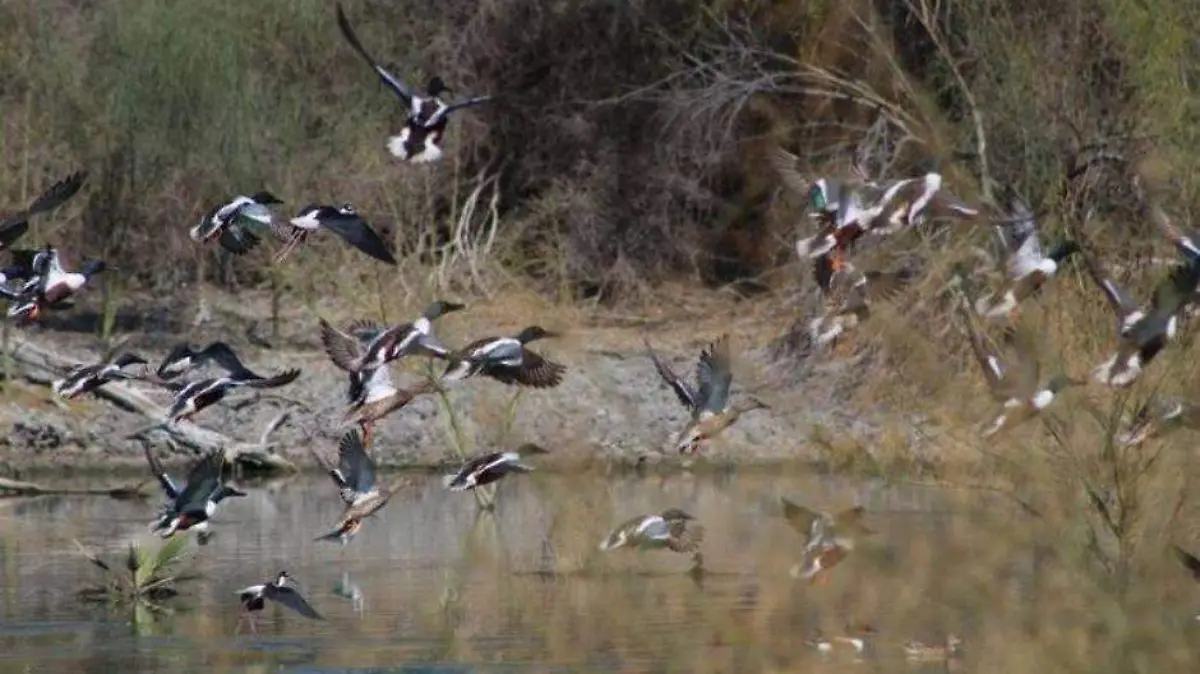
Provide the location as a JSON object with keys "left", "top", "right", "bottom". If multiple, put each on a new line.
{"left": 0, "top": 476, "right": 152, "bottom": 498}
{"left": 6, "top": 337, "right": 301, "bottom": 473}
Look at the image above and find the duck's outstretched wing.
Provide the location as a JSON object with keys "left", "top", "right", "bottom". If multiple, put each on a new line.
{"left": 175, "top": 451, "right": 225, "bottom": 513}
{"left": 644, "top": 338, "right": 698, "bottom": 411}
{"left": 142, "top": 443, "right": 180, "bottom": 500}
{"left": 320, "top": 214, "right": 397, "bottom": 266}
{"left": 201, "top": 342, "right": 263, "bottom": 379}
{"left": 958, "top": 306, "right": 1005, "bottom": 397}
{"left": 335, "top": 3, "right": 413, "bottom": 108}
{"left": 265, "top": 584, "right": 325, "bottom": 620}
{"left": 770, "top": 147, "right": 810, "bottom": 197}
{"left": 1081, "top": 251, "right": 1140, "bottom": 324}
{"left": 486, "top": 350, "right": 566, "bottom": 388}
{"left": 695, "top": 335, "right": 733, "bottom": 416}
{"left": 441, "top": 95, "right": 495, "bottom": 118}
{"left": 240, "top": 368, "right": 301, "bottom": 389}
{"left": 319, "top": 318, "right": 363, "bottom": 372}
{"left": 338, "top": 429, "right": 375, "bottom": 495}
{"left": 780, "top": 497, "right": 821, "bottom": 543}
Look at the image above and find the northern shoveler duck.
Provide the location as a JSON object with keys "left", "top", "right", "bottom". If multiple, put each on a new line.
{"left": 1083, "top": 249, "right": 1200, "bottom": 387}
{"left": 773, "top": 148, "right": 977, "bottom": 272}
{"left": 155, "top": 341, "right": 264, "bottom": 381}
{"left": 960, "top": 308, "right": 1079, "bottom": 437}
{"left": 644, "top": 335, "right": 769, "bottom": 455}
{"left": 52, "top": 346, "right": 148, "bottom": 400}
{"left": 780, "top": 497, "right": 872, "bottom": 584}
{"left": 237, "top": 571, "right": 324, "bottom": 633}
{"left": 1118, "top": 398, "right": 1200, "bottom": 447}
{"left": 319, "top": 300, "right": 465, "bottom": 374}
{"left": 974, "top": 192, "right": 1080, "bottom": 321}
{"left": 190, "top": 191, "right": 283, "bottom": 255}
{"left": 809, "top": 262, "right": 917, "bottom": 348}
{"left": 903, "top": 634, "right": 962, "bottom": 663}
{"left": 5, "top": 247, "right": 106, "bottom": 323}
{"left": 274, "top": 203, "right": 397, "bottom": 266}
{"left": 442, "top": 325, "right": 566, "bottom": 388}
{"left": 0, "top": 170, "right": 88, "bottom": 251}
{"left": 336, "top": 4, "right": 493, "bottom": 163}
{"left": 442, "top": 444, "right": 549, "bottom": 493}
{"left": 161, "top": 367, "right": 301, "bottom": 424}
{"left": 313, "top": 430, "right": 406, "bottom": 545}
{"left": 144, "top": 445, "right": 246, "bottom": 543}
{"left": 598, "top": 508, "right": 704, "bottom": 554}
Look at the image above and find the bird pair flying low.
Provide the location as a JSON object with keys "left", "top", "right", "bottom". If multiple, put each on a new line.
{"left": 192, "top": 193, "right": 397, "bottom": 266}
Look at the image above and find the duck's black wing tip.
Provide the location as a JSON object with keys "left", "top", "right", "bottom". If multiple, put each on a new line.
{"left": 322, "top": 216, "right": 398, "bottom": 266}
{"left": 25, "top": 170, "right": 89, "bottom": 217}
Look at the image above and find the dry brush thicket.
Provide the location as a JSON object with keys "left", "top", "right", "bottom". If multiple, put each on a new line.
{"left": 0, "top": 0, "right": 1183, "bottom": 300}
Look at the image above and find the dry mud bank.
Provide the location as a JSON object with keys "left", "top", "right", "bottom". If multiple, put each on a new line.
{"left": 0, "top": 288, "right": 895, "bottom": 475}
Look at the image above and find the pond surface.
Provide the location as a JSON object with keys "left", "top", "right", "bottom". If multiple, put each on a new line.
{"left": 0, "top": 470, "right": 1196, "bottom": 673}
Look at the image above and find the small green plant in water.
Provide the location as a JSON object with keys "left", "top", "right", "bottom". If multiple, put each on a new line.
{"left": 74, "top": 536, "right": 197, "bottom": 608}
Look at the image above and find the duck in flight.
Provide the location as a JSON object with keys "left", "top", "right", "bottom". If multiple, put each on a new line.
{"left": 442, "top": 444, "right": 550, "bottom": 498}
{"left": 237, "top": 571, "right": 324, "bottom": 633}
{"left": 144, "top": 446, "right": 246, "bottom": 544}
{"left": 644, "top": 335, "right": 769, "bottom": 455}
{"left": 598, "top": 508, "right": 704, "bottom": 555}
{"left": 318, "top": 300, "right": 465, "bottom": 374}
{"left": 959, "top": 302, "right": 1079, "bottom": 437}
{"left": 4, "top": 247, "right": 106, "bottom": 323}
{"left": 52, "top": 344, "right": 148, "bottom": 400}
{"left": 336, "top": 3, "right": 493, "bottom": 163}
{"left": 974, "top": 191, "right": 1080, "bottom": 321}
{"left": 191, "top": 192, "right": 283, "bottom": 256}
{"left": 313, "top": 430, "right": 413, "bottom": 545}
{"left": 319, "top": 318, "right": 437, "bottom": 445}
{"left": 1083, "top": 247, "right": 1200, "bottom": 388}
{"left": 442, "top": 326, "right": 566, "bottom": 388}
{"left": 274, "top": 203, "right": 397, "bottom": 266}
{"left": 780, "top": 497, "right": 873, "bottom": 584}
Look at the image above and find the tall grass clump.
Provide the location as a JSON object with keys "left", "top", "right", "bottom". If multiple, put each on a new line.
{"left": 75, "top": 536, "right": 197, "bottom": 609}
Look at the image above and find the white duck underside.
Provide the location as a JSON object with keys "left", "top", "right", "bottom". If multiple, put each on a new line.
{"left": 388, "top": 128, "right": 443, "bottom": 163}
{"left": 1092, "top": 353, "right": 1142, "bottom": 387}
{"left": 796, "top": 234, "right": 837, "bottom": 259}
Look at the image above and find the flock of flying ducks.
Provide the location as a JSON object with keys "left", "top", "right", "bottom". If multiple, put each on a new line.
{"left": 3, "top": 1, "right": 1199, "bottom": 653}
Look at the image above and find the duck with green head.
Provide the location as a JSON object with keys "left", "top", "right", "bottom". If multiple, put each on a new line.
{"left": 773, "top": 148, "right": 977, "bottom": 273}
{"left": 644, "top": 335, "right": 769, "bottom": 455}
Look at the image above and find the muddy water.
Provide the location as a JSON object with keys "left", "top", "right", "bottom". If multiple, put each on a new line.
{"left": 0, "top": 471, "right": 1196, "bottom": 673}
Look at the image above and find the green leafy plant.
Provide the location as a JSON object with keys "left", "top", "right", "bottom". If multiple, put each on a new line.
{"left": 75, "top": 536, "right": 197, "bottom": 609}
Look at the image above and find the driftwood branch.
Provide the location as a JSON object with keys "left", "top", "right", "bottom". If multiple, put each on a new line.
{"left": 0, "top": 476, "right": 151, "bottom": 499}
{"left": 7, "top": 337, "right": 299, "bottom": 473}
